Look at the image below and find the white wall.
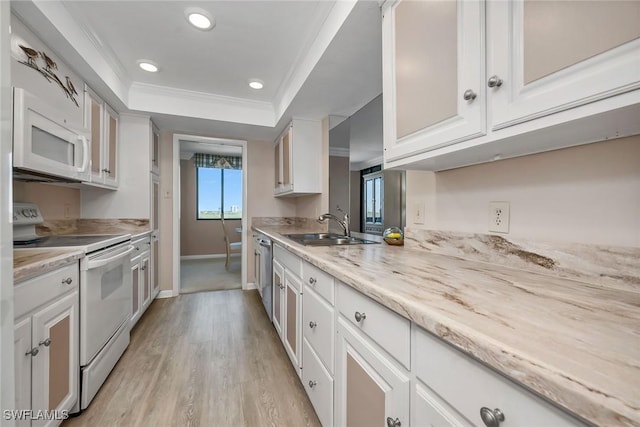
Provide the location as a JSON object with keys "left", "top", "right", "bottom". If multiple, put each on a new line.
{"left": 81, "top": 114, "right": 152, "bottom": 218}
{"left": 405, "top": 136, "right": 640, "bottom": 247}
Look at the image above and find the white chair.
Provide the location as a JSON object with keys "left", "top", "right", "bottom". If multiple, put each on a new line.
{"left": 221, "top": 217, "right": 242, "bottom": 270}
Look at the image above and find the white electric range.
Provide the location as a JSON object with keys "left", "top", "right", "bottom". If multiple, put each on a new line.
{"left": 14, "top": 202, "right": 134, "bottom": 412}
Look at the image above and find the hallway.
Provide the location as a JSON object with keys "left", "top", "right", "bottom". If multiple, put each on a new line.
{"left": 64, "top": 290, "right": 320, "bottom": 427}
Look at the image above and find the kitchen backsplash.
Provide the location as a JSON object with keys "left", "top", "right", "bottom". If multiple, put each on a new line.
{"left": 36, "top": 218, "right": 150, "bottom": 236}
{"left": 405, "top": 135, "right": 640, "bottom": 248}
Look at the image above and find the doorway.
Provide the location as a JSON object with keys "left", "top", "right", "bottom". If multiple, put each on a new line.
{"left": 172, "top": 135, "right": 248, "bottom": 295}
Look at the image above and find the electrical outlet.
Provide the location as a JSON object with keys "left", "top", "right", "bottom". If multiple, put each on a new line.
{"left": 414, "top": 203, "right": 425, "bottom": 225}
{"left": 488, "top": 201, "right": 510, "bottom": 233}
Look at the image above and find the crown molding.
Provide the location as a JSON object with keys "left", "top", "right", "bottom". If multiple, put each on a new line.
{"left": 329, "top": 147, "right": 350, "bottom": 157}
{"left": 273, "top": 0, "right": 358, "bottom": 122}
{"left": 129, "top": 82, "right": 276, "bottom": 127}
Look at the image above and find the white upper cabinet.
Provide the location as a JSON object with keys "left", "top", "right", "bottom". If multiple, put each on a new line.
{"left": 488, "top": 0, "right": 640, "bottom": 130}
{"left": 84, "top": 85, "right": 119, "bottom": 189}
{"left": 383, "top": 0, "right": 640, "bottom": 170}
{"left": 274, "top": 119, "right": 323, "bottom": 197}
{"left": 383, "top": 0, "right": 486, "bottom": 161}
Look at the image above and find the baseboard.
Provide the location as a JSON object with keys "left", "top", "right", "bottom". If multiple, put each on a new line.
{"left": 244, "top": 282, "right": 257, "bottom": 291}
{"left": 180, "top": 253, "right": 241, "bottom": 261}
{"left": 156, "top": 290, "right": 176, "bottom": 299}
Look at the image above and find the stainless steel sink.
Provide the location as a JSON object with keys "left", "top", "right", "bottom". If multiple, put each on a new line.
{"left": 283, "top": 233, "right": 379, "bottom": 246}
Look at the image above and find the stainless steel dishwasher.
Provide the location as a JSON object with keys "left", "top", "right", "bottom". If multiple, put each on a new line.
{"left": 255, "top": 234, "right": 273, "bottom": 320}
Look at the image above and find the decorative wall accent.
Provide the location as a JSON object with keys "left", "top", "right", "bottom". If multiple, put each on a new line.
{"left": 194, "top": 153, "right": 242, "bottom": 170}
{"left": 18, "top": 44, "right": 79, "bottom": 107}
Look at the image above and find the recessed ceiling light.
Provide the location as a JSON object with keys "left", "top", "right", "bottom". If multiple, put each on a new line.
{"left": 186, "top": 8, "right": 215, "bottom": 31}
{"left": 249, "top": 79, "right": 264, "bottom": 90}
{"left": 138, "top": 60, "right": 158, "bottom": 73}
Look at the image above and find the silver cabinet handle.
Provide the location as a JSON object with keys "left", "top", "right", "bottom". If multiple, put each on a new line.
{"left": 26, "top": 347, "right": 39, "bottom": 357}
{"left": 39, "top": 338, "right": 52, "bottom": 347}
{"left": 487, "top": 75, "right": 503, "bottom": 88}
{"left": 309, "top": 321, "right": 317, "bottom": 329}
{"left": 480, "top": 407, "right": 505, "bottom": 427}
{"left": 308, "top": 380, "right": 317, "bottom": 388}
{"left": 386, "top": 417, "right": 401, "bottom": 427}
{"left": 463, "top": 89, "right": 477, "bottom": 101}
{"left": 308, "top": 277, "right": 317, "bottom": 285}
{"left": 102, "top": 168, "right": 111, "bottom": 173}
{"left": 354, "top": 311, "right": 366, "bottom": 322}
{"left": 61, "top": 277, "right": 73, "bottom": 285}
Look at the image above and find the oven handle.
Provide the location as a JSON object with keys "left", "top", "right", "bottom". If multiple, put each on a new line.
{"left": 87, "top": 245, "right": 134, "bottom": 269}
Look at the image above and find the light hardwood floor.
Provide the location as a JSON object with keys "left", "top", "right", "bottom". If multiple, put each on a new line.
{"left": 65, "top": 290, "right": 321, "bottom": 427}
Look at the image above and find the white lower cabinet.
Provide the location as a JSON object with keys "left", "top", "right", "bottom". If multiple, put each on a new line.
{"left": 14, "top": 263, "right": 80, "bottom": 427}
{"left": 334, "top": 317, "right": 410, "bottom": 427}
{"left": 412, "top": 378, "right": 472, "bottom": 427}
{"left": 130, "top": 235, "right": 151, "bottom": 328}
{"left": 413, "top": 327, "right": 585, "bottom": 427}
{"left": 303, "top": 339, "right": 334, "bottom": 427}
{"left": 272, "top": 246, "right": 303, "bottom": 376}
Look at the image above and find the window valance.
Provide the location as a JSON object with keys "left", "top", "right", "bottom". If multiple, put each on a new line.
{"left": 194, "top": 153, "right": 242, "bottom": 170}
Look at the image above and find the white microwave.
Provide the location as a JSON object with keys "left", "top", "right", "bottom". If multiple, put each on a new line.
{"left": 13, "top": 87, "right": 90, "bottom": 182}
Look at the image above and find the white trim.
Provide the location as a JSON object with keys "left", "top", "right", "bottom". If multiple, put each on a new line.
{"left": 351, "top": 155, "right": 383, "bottom": 171}
{"left": 155, "top": 290, "right": 175, "bottom": 299}
{"left": 129, "top": 82, "right": 275, "bottom": 127}
{"left": 180, "top": 253, "right": 240, "bottom": 261}
{"left": 329, "top": 147, "right": 350, "bottom": 158}
{"left": 245, "top": 282, "right": 257, "bottom": 291}
{"left": 172, "top": 134, "right": 249, "bottom": 298}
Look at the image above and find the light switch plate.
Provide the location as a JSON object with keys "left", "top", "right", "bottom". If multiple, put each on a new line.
{"left": 414, "top": 203, "right": 425, "bottom": 225}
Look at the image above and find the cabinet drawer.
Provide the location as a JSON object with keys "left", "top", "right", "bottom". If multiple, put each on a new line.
{"left": 303, "top": 339, "right": 334, "bottom": 427}
{"left": 273, "top": 244, "right": 302, "bottom": 277}
{"left": 302, "top": 261, "right": 335, "bottom": 304}
{"left": 15, "top": 263, "right": 79, "bottom": 319}
{"left": 413, "top": 327, "right": 585, "bottom": 427}
{"left": 303, "top": 285, "right": 335, "bottom": 374}
{"left": 337, "top": 282, "right": 410, "bottom": 369}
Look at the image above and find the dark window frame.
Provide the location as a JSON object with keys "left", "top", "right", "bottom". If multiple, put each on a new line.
{"left": 196, "top": 167, "right": 242, "bottom": 220}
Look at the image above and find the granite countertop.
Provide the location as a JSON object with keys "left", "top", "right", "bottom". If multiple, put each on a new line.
{"left": 253, "top": 225, "right": 640, "bottom": 426}
{"left": 14, "top": 248, "right": 85, "bottom": 283}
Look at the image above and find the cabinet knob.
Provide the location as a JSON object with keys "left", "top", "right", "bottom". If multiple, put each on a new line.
{"left": 101, "top": 168, "right": 111, "bottom": 173}
{"left": 61, "top": 277, "right": 73, "bottom": 285}
{"left": 309, "top": 321, "right": 317, "bottom": 329}
{"left": 487, "top": 75, "right": 503, "bottom": 88}
{"left": 308, "top": 277, "right": 317, "bottom": 285}
{"left": 308, "top": 380, "right": 317, "bottom": 389}
{"left": 26, "top": 347, "right": 39, "bottom": 357}
{"left": 141, "top": 266, "right": 146, "bottom": 271}
{"left": 463, "top": 89, "right": 477, "bottom": 101}
{"left": 386, "top": 417, "right": 401, "bottom": 427}
{"left": 480, "top": 407, "right": 505, "bottom": 427}
{"left": 354, "top": 311, "right": 366, "bottom": 322}
{"left": 39, "top": 338, "right": 52, "bottom": 347}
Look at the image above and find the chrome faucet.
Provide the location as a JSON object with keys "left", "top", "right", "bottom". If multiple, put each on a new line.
{"left": 318, "top": 208, "right": 350, "bottom": 237}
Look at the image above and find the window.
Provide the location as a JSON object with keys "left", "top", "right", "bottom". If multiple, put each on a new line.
{"left": 197, "top": 167, "right": 242, "bottom": 219}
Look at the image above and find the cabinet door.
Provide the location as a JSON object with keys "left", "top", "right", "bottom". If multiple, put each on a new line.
{"left": 274, "top": 139, "right": 281, "bottom": 193}
{"left": 383, "top": 0, "right": 486, "bottom": 162}
{"left": 151, "top": 175, "right": 160, "bottom": 232}
{"left": 281, "top": 127, "right": 292, "bottom": 190}
{"left": 335, "top": 317, "right": 410, "bottom": 427}
{"left": 141, "top": 254, "right": 151, "bottom": 310}
{"left": 488, "top": 0, "right": 640, "bottom": 130}
{"left": 272, "top": 260, "right": 285, "bottom": 339}
{"left": 131, "top": 261, "right": 141, "bottom": 326}
{"left": 412, "top": 379, "right": 472, "bottom": 427}
{"left": 14, "top": 317, "right": 32, "bottom": 427}
{"left": 103, "top": 104, "right": 119, "bottom": 187}
{"left": 283, "top": 271, "right": 302, "bottom": 373}
{"left": 151, "top": 234, "right": 159, "bottom": 296}
{"left": 31, "top": 292, "right": 78, "bottom": 424}
{"left": 84, "top": 86, "right": 104, "bottom": 184}
{"left": 151, "top": 124, "right": 160, "bottom": 175}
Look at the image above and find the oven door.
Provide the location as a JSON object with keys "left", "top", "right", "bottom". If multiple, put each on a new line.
{"left": 80, "top": 243, "right": 134, "bottom": 366}
{"left": 13, "top": 87, "right": 90, "bottom": 182}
